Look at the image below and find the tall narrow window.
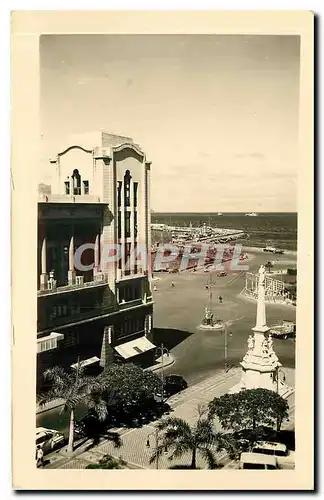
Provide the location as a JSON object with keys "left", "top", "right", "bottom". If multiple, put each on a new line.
{"left": 118, "top": 211, "right": 121, "bottom": 239}
{"left": 124, "top": 170, "right": 131, "bottom": 207}
{"left": 125, "top": 212, "right": 131, "bottom": 238}
{"left": 83, "top": 180, "right": 89, "bottom": 195}
{"left": 134, "top": 211, "right": 138, "bottom": 239}
{"left": 117, "top": 181, "right": 122, "bottom": 207}
{"left": 134, "top": 182, "right": 138, "bottom": 208}
{"left": 64, "top": 181, "right": 70, "bottom": 195}
{"left": 72, "top": 169, "right": 81, "bottom": 195}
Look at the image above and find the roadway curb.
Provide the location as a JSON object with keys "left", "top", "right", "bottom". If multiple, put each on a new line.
{"left": 146, "top": 354, "right": 175, "bottom": 372}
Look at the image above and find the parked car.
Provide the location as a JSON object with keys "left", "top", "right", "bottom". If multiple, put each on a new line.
{"left": 36, "top": 427, "right": 65, "bottom": 455}
{"left": 164, "top": 375, "right": 188, "bottom": 397}
{"left": 251, "top": 441, "right": 295, "bottom": 469}
{"left": 263, "top": 246, "right": 284, "bottom": 255}
{"left": 239, "top": 452, "right": 278, "bottom": 470}
{"left": 270, "top": 320, "right": 296, "bottom": 339}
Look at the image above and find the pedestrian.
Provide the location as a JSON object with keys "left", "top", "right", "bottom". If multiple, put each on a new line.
{"left": 171, "top": 282, "right": 175, "bottom": 288}
{"left": 153, "top": 285, "right": 157, "bottom": 292}
{"left": 36, "top": 445, "right": 44, "bottom": 468}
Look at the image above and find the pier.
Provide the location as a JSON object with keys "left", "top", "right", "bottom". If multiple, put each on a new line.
{"left": 151, "top": 223, "right": 246, "bottom": 244}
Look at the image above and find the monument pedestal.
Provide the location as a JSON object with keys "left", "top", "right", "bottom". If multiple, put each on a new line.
{"left": 229, "top": 265, "right": 293, "bottom": 399}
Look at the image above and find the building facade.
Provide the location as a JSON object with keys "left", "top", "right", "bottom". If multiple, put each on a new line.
{"left": 37, "top": 131, "right": 154, "bottom": 389}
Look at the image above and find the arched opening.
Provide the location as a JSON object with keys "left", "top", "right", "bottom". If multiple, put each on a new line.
{"left": 124, "top": 170, "right": 131, "bottom": 207}
{"left": 72, "top": 169, "right": 81, "bottom": 195}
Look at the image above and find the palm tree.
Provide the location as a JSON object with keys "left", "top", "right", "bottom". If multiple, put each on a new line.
{"left": 37, "top": 364, "right": 108, "bottom": 455}
{"left": 149, "top": 406, "right": 228, "bottom": 469}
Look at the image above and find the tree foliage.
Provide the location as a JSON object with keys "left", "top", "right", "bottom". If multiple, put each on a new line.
{"left": 149, "top": 405, "right": 229, "bottom": 469}
{"left": 37, "top": 365, "right": 108, "bottom": 453}
{"left": 86, "top": 454, "right": 126, "bottom": 469}
{"left": 97, "top": 362, "right": 161, "bottom": 409}
{"left": 208, "top": 388, "right": 289, "bottom": 433}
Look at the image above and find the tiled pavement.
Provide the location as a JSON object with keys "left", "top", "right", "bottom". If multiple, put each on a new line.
{"left": 46, "top": 367, "right": 295, "bottom": 470}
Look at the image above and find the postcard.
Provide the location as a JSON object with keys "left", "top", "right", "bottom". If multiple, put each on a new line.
{"left": 11, "top": 10, "right": 314, "bottom": 490}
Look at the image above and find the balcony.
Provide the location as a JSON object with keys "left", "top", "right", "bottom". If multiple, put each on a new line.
{"left": 118, "top": 298, "right": 143, "bottom": 310}
{"left": 38, "top": 304, "right": 117, "bottom": 332}
{"left": 116, "top": 268, "right": 148, "bottom": 283}
{"left": 38, "top": 272, "right": 110, "bottom": 297}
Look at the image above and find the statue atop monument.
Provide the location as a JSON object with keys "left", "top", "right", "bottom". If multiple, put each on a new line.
{"left": 259, "top": 264, "right": 266, "bottom": 285}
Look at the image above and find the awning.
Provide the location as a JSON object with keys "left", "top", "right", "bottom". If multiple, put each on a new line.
{"left": 71, "top": 356, "right": 100, "bottom": 369}
{"left": 37, "top": 332, "right": 64, "bottom": 353}
{"left": 115, "top": 336, "right": 156, "bottom": 359}
{"left": 37, "top": 332, "right": 64, "bottom": 343}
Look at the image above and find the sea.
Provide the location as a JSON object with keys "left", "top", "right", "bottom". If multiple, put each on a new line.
{"left": 151, "top": 212, "right": 297, "bottom": 251}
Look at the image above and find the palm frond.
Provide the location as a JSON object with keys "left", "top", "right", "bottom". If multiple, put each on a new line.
{"left": 157, "top": 416, "right": 192, "bottom": 436}
{"left": 149, "top": 443, "right": 165, "bottom": 465}
{"left": 199, "top": 447, "right": 218, "bottom": 469}
{"left": 168, "top": 442, "right": 192, "bottom": 461}
{"left": 106, "top": 431, "right": 122, "bottom": 448}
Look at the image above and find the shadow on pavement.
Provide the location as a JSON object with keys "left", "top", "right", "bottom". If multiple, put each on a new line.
{"left": 153, "top": 327, "right": 193, "bottom": 351}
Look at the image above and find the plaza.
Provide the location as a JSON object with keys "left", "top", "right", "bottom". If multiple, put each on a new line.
{"left": 152, "top": 249, "right": 296, "bottom": 386}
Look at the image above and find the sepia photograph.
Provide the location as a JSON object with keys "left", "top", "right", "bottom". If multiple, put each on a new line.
{"left": 11, "top": 10, "right": 314, "bottom": 491}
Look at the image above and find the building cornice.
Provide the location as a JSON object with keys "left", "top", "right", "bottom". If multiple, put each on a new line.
{"left": 112, "top": 142, "right": 145, "bottom": 158}
{"left": 58, "top": 145, "right": 94, "bottom": 157}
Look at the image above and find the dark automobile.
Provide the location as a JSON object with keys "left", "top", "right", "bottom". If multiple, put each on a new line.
{"left": 74, "top": 410, "right": 108, "bottom": 439}
{"left": 164, "top": 375, "right": 188, "bottom": 397}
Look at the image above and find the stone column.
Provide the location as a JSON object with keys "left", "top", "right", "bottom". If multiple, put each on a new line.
{"left": 130, "top": 178, "right": 135, "bottom": 275}
{"left": 40, "top": 236, "right": 48, "bottom": 290}
{"left": 145, "top": 163, "right": 152, "bottom": 278}
{"left": 252, "top": 265, "right": 269, "bottom": 354}
{"left": 94, "top": 231, "right": 101, "bottom": 275}
{"left": 68, "top": 232, "right": 76, "bottom": 285}
{"left": 121, "top": 184, "right": 125, "bottom": 278}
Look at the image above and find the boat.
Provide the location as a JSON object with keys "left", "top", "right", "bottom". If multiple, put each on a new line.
{"left": 245, "top": 212, "right": 258, "bottom": 217}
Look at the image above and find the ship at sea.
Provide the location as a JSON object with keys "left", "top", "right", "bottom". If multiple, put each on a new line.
{"left": 245, "top": 212, "right": 258, "bottom": 217}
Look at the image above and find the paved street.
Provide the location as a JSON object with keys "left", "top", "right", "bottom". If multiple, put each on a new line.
{"left": 47, "top": 366, "right": 295, "bottom": 470}
{"left": 153, "top": 250, "right": 296, "bottom": 385}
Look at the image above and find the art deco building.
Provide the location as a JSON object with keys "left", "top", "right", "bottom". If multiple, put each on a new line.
{"left": 37, "top": 131, "right": 154, "bottom": 389}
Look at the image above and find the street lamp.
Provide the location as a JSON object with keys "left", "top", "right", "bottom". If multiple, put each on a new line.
{"left": 147, "top": 428, "right": 160, "bottom": 469}
{"left": 155, "top": 343, "right": 169, "bottom": 402}
{"left": 223, "top": 324, "right": 232, "bottom": 373}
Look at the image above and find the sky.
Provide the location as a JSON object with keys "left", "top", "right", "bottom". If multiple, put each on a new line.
{"left": 40, "top": 35, "right": 300, "bottom": 212}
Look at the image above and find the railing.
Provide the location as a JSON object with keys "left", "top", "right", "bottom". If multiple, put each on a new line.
{"left": 37, "top": 272, "right": 109, "bottom": 296}
{"left": 38, "top": 193, "right": 101, "bottom": 203}
{"left": 116, "top": 269, "right": 147, "bottom": 281}
{"left": 118, "top": 298, "right": 143, "bottom": 309}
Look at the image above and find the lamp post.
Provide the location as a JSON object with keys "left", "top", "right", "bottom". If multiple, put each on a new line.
{"left": 224, "top": 324, "right": 228, "bottom": 372}
{"left": 222, "top": 324, "right": 232, "bottom": 373}
{"left": 147, "top": 428, "right": 160, "bottom": 469}
{"left": 155, "top": 343, "right": 169, "bottom": 402}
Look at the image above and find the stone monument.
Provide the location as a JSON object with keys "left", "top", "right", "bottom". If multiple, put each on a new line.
{"left": 230, "top": 265, "right": 293, "bottom": 398}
